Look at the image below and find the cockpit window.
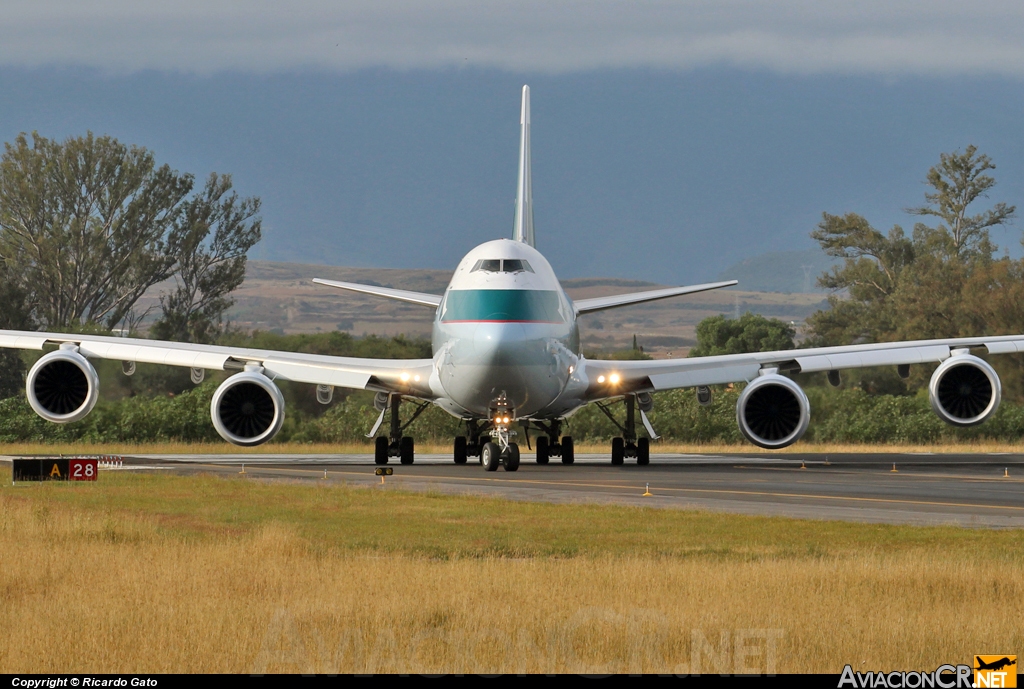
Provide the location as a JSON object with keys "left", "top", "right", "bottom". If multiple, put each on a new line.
{"left": 471, "top": 259, "right": 535, "bottom": 273}
{"left": 472, "top": 259, "right": 502, "bottom": 273}
{"left": 503, "top": 259, "right": 534, "bottom": 273}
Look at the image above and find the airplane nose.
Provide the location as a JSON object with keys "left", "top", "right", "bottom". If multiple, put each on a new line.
{"left": 473, "top": 323, "right": 529, "bottom": 364}
{"left": 440, "top": 322, "right": 561, "bottom": 416}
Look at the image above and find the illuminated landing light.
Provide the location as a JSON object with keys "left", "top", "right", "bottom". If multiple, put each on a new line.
{"left": 568, "top": 365, "right": 574, "bottom": 374}
{"left": 609, "top": 373, "right": 621, "bottom": 385}
{"left": 400, "top": 372, "right": 411, "bottom": 382}
{"left": 598, "top": 375, "right": 606, "bottom": 383}
{"left": 413, "top": 374, "right": 421, "bottom": 382}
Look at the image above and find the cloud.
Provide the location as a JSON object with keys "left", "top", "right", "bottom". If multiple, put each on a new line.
{"left": 5, "top": 0, "right": 1024, "bottom": 76}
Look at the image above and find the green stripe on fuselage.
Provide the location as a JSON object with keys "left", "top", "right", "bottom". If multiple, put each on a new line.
{"left": 441, "top": 289, "right": 564, "bottom": 323}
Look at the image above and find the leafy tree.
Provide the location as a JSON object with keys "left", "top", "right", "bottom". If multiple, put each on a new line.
{"left": 0, "top": 132, "right": 192, "bottom": 329}
{"left": 0, "top": 264, "right": 35, "bottom": 398}
{"left": 806, "top": 146, "right": 1015, "bottom": 348}
{"left": 150, "top": 173, "right": 261, "bottom": 344}
{"left": 0, "top": 132, "right": 261, "bottom": 338}
{"left": 689, "top": 313, "right": 795, "bottom": 357}
{"left": 907, "top": 146, "right": 1014, "bottom": 260}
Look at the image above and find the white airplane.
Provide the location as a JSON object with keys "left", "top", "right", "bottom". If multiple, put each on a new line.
{"left": 1, "top": 85, "right": 1019, "bottom": 470}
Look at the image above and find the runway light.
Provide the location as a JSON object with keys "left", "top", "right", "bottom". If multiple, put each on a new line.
{"left": 400, "top": 372, "right": 410, "bottom": 382}
{"left": 597, "top": 375, "right": 606, "bottom": 383}
{"left": 609, "top": 373, "right": 620, "bottom": 384}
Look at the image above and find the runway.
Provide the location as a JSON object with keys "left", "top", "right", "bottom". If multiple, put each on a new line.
{"left": 13, "top": 451, "right": 1020, "bottom": 528}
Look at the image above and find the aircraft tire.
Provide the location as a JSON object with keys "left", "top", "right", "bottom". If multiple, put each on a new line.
{"left": 454, "top": 436, "right": 468, "bottom": 464}
{"left": 637, "top": 437, "right": 650, "bottom": 465}
{"left": 482, "top": 442, "right": 500, "bottom": 471}
{"left": 374, "top": 436, "right": 389, "bottom": 465}
{"left": 611, "top": 437, "right": 625, "bottom": 465}
{"left": 535, "top": 436, "right": 549, "bottom": 464}
{"left": 561, "top": 436, "right": 575, "bottom": 465}
{"left": 400, "top": 436, "right": 415, "bottom": 465}
{"left": 503, "top": 443, "right": 520, "bottom": 472}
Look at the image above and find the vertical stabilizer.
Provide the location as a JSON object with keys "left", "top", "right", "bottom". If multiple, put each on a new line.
{"left": 512, "top": 85, "right": 535, "bottom": 247}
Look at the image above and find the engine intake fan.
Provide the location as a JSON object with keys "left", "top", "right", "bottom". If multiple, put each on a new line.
{"left": 26, "top": 347, "right": 99, "bottom": 423}
{"left": 929, "top": 354, "right": 1000, "bottom": 426}
{"left": 736, "top": 374, "right": 810, "bottom": 449}
{"left": 211, "top": 369, "right": 285, "bottom": 446}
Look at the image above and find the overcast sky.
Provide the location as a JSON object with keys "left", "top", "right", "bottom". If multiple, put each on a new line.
{"left": 6, "top": 1, "right": 1024, "bottom": 77}
{"left": 2, "top": 3, "right": 1022, "bottom": 283}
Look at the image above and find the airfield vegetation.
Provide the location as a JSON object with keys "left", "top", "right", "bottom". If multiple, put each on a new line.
{"left": 1, "top": 471, "right": 1020, "bottom": 674}
{"left": 1, "top": 440, "right": 1024, "bottom": 456}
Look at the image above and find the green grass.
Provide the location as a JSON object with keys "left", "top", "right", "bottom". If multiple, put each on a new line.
{"left": 8, "top": 471, "right": 1022, "bottom": 561}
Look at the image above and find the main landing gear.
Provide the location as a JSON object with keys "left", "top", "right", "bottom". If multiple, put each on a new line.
{"left": 374, "top": 394, "right": 430, "bottom": 465}
{"left": 532, "top": 420, "right": 574, "bottom": 465}
{"left": 596, "top": 394, "right": 651, "bottom": 466}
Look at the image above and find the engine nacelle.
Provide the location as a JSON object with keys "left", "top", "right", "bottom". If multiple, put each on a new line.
{"left": 26, "top": 347, "right": 99, "bottom": 423}
{"left": 211, "top": 369, "right": 285, "bottom": 446}
{"left": 929, "top": 354, "right": 1001, "bottom": 426}
{"left": 736, "top": 374, "right": 810, "bottom": 449}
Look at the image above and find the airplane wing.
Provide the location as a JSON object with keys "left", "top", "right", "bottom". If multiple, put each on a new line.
{"left": 573, "top": 280, "right": 737, "bottom": 314}
{"left": 0, "top": 329, "right": 436, "bottom": 397}
{"left": 312, "top": 278, "right": 442, "bottom": 308}
{"left": 581, "top": 334, "right": 1024, "bottom": 398}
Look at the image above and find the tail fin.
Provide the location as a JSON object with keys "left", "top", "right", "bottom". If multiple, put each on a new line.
{"left": 512, "top": 85, "right": 535, "bottom": 247}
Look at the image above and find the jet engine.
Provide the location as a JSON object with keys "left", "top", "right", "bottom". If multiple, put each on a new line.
{"left": 26, "top": 347, "right": 100, "bottom": 423}
{"left": 736, "top": 374, "right": 810, "bottom": 449}
{"left": 928, "top": 354, "right": 1001, "bottom": 426}
{"left": 211, "top": 369, "right": 285, "bottom": 446}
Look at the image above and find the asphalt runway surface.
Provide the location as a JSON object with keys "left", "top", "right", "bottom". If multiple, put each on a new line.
{"left": 9, "top": 450, "right": 1021, "bottom": 528}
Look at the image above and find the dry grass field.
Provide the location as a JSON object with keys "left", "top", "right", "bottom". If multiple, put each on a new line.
{"left": 1, "top": 472, "right": 1021, "bottom": 674}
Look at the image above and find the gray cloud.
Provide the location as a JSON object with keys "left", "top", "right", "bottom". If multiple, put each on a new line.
{"left": 5, "top": 1, "right": 1024, "bottom": 76}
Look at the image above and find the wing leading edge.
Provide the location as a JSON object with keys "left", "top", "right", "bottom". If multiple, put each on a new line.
{"left": 0, "top": 329, "right": 435, "bottom": 398}
{"left": 582, "top": 334, "right": 1024, "bottom": 399}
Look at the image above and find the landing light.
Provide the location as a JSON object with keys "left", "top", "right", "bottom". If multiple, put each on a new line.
{"left": 400, "top": 372, "right": 410, "bottom": 382}
{"left": 609, "top": 373, "right": 621, "bottom": 385}
{"left": 598, "top": 375, "right": 606, "bottom": 383}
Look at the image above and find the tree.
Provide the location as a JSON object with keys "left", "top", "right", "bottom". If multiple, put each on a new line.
{"left": 689, "top": 313, "right": 795, "bottom": 357}
{"left": 0, "top": 132, "right": 261, "bottom": 338}
{"left": 806, "top": 146, "right": 1015, "bottom": 347}
{"left": 0, "top": 264, "right": 35, "bottom": 398}
{"left": 0, "top": 132, "right": 192, "bottom": 330}
{"left": 907, "top": 145, "right": 1014, "bottom": 260}
{"left": 150, "top": 173, "right": 261, "bottom": 344}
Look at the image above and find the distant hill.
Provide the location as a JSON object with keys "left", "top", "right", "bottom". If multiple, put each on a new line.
{"left": 149, "top": 260, "right": 825, "bottom": 359}
{"left": 717, "top": 249, "right": 839, "bottom": 293}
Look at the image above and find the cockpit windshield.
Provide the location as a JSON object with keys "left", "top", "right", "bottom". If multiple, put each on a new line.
{"left": 471, "top": 259, "right": 534, "bottom": 274}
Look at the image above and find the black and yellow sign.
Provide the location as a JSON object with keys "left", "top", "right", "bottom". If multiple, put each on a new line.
{"left": 975, "top": 655, "right": 1017, "bottom": 688}
{"left": 12, "top": 458, "right": 98, "bottom": 482}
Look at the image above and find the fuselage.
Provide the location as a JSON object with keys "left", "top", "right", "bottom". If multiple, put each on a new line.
{"left": 431, "top": 239, "right": 581, "bottom": 419}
